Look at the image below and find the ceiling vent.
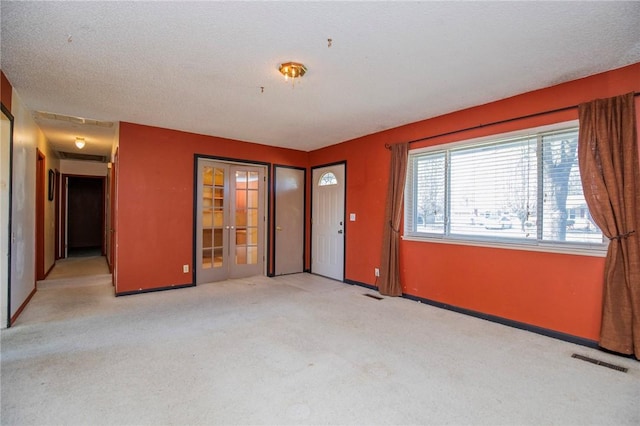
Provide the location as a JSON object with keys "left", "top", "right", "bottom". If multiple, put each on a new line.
{"left": 57, "top": 151, "right": 108, "bottom": 163}
{"left": 33, "top": 111, "right": 114, "bottom": 128}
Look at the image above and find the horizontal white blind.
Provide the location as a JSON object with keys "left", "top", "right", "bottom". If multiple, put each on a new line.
{"left": 449, "top": 137, "right": 537, "bottom": 239}
{"left": 407, "top": 151, "right": 446, "bottom": 234}
{"left": 405, "top": 126, "right": 605, "bottom": 250}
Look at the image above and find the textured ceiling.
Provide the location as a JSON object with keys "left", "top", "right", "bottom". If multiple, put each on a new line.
{"left": 1, "top": 1, "right": 639, "bottom": 158}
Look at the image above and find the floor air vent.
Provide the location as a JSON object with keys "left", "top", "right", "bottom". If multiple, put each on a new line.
{"left": 571, "top": 353, "right": 628, "bottom": 373}
{"left": 363, "top": 294, "right": 383, "bottom": 300}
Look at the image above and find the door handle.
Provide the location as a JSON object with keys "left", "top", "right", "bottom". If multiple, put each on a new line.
{"left": 338, "top": 229, "right": 343, "bottom": 234}
{"left": 276, "top": 226, "right": 283, "bottom": 231}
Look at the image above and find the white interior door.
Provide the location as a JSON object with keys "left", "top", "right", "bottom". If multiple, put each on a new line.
{"left": 312, "top": 164, "right": 345, "bottom": 281}
{"left": 196, "top": 159, "right": 265, "bottom": 284}
{"left": 275, "top": 166, "right": 304, "bottom": 275}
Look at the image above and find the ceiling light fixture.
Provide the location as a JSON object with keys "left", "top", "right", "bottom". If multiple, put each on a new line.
{"left": 279, "top": 62, "right": 307, "bottom": 82}
{"left": 75, "top": 137, "right": 86, "bottom": 149}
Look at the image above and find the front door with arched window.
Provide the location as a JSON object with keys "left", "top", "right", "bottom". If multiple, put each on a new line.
{"left": 311, "top": 163, "right": 345, "bottom": 281}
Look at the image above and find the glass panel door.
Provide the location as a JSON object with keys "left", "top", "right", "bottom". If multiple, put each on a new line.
{"left": 229, "top": 167, "right": 264, "bottom": 278}
{"left": 197, "top": 162, "right": 229, "bottom": 283}
{"left": 196, "top": 159, "right": 265, "bottom": 283}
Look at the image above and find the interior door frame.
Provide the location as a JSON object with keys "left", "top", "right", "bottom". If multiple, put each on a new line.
{"left": 54, "top": 169, "right": 61, "bottom": 259}
{"left": 105, "top": 148, "right": 118, "bottom": 276}
{"left": 192, "top": 154, "right": 271, "bottom": 284}
{"left": 310, "top": 161, "right": 347, "bottom": 281}
{"left": 61, "top": 174, "right": 107, "bottom": 258}
{"left": 1, "top": 103, "right": 14, "bottom": 328}
{"left": 273, "top": 165, "right": 306, "bottom": 276}
{"left": 35, "top": 149, "right": 45, "bottom": 281}
{"left": 109, "top": 148, "right": 118, "bottom": 278}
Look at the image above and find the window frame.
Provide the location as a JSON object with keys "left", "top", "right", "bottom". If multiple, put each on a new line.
{"left": 403, "top": 121, "right": 608, "bottom": 257}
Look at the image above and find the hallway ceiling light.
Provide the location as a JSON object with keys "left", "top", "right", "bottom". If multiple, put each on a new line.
{"left": 75, "top": 137, "right": 85, "bottom": 149}
{"left": 278, "top": 62, "right": 307, "bottom": 82}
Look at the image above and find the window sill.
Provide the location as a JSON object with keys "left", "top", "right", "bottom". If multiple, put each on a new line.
{"left": 401, "top": 234, "right": 607, "bottom": 258}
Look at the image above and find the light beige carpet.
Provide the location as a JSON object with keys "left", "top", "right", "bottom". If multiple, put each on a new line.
{"left": 2, "top": 273, "right": 638, "bottom": 425}
{"left": 45, "top": 255, "right": 110, "bottom": 280}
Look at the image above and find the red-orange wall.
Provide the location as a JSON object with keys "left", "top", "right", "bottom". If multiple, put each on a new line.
{"left": 116, "top": 63, "right": 638, "bottom": 342}
{"left": 309, "top": 62, "right": 640, "bottom": 341}
{"left": 116, "top": 122, "right": 307, "bottom": 293}
{"left": 1, "top": 70, "right": 12, "bottom": 110}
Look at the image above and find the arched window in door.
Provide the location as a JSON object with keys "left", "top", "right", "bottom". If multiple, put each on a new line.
{"left": 318, "top": 172, "right": 338, "bottom": 186}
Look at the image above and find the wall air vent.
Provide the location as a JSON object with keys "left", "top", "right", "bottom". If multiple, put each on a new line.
{"left": 33, "top": 111, "right": 114, "bottom": 128}
{"left": 57, "top": 151, "right": 108, "bottom": 163}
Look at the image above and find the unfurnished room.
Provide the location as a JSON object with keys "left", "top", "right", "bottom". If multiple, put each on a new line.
{"left": 1, "top": 1, "right": 639, "bottom": 425}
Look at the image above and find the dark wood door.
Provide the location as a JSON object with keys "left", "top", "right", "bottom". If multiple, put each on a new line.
{"left": 68, "top": 176, "right": 104, "bottom": 253}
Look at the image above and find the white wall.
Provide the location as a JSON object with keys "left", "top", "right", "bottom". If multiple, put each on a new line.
{"left": 60, "top": 159, "right": 108, "bottom": 176}
{"left": 111, "top": 121, "right": 120, "bottom": 162}
{"left": 39, "top": 124, "right": 59, "bottom": 276}
{"left": 8, "top": 90, "right": 60, "bottom": 321}
{"left": 9, "top": 91, "right": 38, "bottom": 319}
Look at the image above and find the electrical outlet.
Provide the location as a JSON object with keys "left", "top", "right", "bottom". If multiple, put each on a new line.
{"left": 183, "top": 264, "right": 189, "bottom": 273}
{"left": 374, "top": 268, "right": 380, "bottom": 277}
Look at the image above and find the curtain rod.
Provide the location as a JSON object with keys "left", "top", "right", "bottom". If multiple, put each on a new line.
{"left": 384, "top": 92, "right": 640, "bottom": 150}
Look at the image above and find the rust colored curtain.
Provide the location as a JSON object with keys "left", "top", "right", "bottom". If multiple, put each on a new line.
{"left": 379, "top": 143, "right": 409, "bottom": 296}
{"left": 578, "top": 92, "right": 640, "bottom": 357}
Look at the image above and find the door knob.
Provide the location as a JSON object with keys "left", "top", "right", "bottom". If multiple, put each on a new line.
{"left": 276, "top": 226, "right": 282, "bottom": 231}
{"left": 338, "top": 229, "right": 343, "bottom": 234}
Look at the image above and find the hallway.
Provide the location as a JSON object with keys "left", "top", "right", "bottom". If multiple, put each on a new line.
{"left": 39, "top": 255, "right": 111, "bottom": 290}
{"left": 46, "top": 255, "right": 109, "bottom": 279}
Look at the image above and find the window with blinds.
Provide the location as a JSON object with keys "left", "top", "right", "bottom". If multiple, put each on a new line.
{"left": 404, "top": 127, "right": 606, "bottom": 253}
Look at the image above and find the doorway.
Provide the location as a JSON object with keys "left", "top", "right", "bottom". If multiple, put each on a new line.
{"left": 35, "top": 150, "right": 45, "bottom": 280}
{"left": 107, "top": 149, "right": 118, "bottom": 278}
{"left": 311, "top": 163, "right": 345, "bottom": 281}
{"left": 195, "top": 158, "right": 266, "bottom": 284}
{"left": 64, "top": 176, "right": 105, "bottom": 257}
{"left": 274, "top": 166, "right": 305, "bottom": 275}
{"left": 1, "top": 104, "right": 13, "bottom": 328}
{"left": 54, "top": 170, "right": 61, "bottom": 260}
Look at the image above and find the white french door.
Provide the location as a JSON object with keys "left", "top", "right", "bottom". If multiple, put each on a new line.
{"left": 311, "top": 164, "right": 345, "bottom": 281}
{"left": 196, "top": 159, "right": 265, "bottom": 284}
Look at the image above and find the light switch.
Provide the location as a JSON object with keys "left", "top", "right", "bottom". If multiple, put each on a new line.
{"left": 350, "top": 213, "right": 356, "bottom": 221}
